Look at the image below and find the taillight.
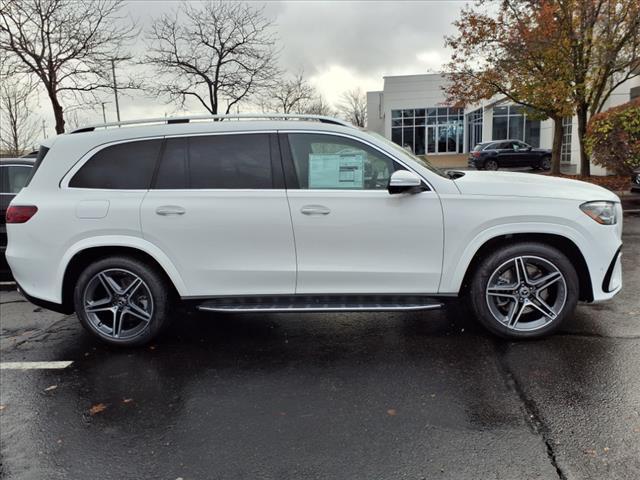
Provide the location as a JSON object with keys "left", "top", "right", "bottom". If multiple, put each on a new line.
{"left": 472, "top": 151, "right": 481, "bottom": 158}
{"left": 6, "top": 205, "right": 38, "bottom": 224}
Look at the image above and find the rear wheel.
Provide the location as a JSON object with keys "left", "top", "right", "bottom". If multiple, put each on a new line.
{"left": 74, "top": 256, "right": 171, "bottom": 346}
{"left": 469, "top": 243, "right": 578, "bottom": 339}
{"left": 484, "top": 159, "right": 499, "bottom": 171}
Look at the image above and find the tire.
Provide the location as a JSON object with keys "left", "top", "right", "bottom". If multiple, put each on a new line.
{"left": 484, "top": 159, "right": 499, "bottom": 171}
{"left": 468, "top": 242, "right": 578, "bottom": 339}
{"left": 74, "top": 256, "right": 171, "bottom": 346}
{"left": 540, "top": 156, "right": 551, "bottom": 171}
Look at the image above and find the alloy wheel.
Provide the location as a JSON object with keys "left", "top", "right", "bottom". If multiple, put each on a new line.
{"left": 83, "top": 268, "right": 154, "bottom": 340}
{"left": 485, "top": 160, "right": 498, "bottom": 170}
{"left": 485, "top": 256, "right": 567, "bottom": 332}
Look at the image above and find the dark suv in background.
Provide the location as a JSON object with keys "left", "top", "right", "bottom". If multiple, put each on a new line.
{"left": 632, "top": 168, "right": 640, "bottom": 194}
{"left": 1, "top": 157, "right": 34, "bottom": 280}
{"left": 468, "top": 140, "right": 552, "bottom": 171}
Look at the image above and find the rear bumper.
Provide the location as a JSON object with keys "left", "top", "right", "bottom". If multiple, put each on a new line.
{"left": 15, "top": 280, "right": 72, "bottom": 314}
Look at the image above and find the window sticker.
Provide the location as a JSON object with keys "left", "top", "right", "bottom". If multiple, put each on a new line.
{"left": 308, "top": 152, "right": 364, "bottom": 189}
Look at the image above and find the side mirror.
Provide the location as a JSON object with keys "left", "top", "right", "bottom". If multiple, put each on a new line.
{"left": 388, "top": 170, "right": 425, "bottom": 194}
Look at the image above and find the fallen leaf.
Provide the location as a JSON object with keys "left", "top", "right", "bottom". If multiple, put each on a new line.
{"left": 89, "top": 403, "right": 107, "bottom": 415}
{"left": 0, "top": 405, "right": 5, "bottom": 411}
{"left": 149, "top": 345, "right": 156, "bottom": 351}
{"left": 122, "top": 398, "right": 134, "bottom": 404}
{"left": 44, "top": 385, "right": 57, "bottom": 392}
{"left": 387, "top": 409, "right": 397, "bottom": 416}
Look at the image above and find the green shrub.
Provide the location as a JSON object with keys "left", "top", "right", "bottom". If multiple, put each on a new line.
{"left": 585, "top": 98, "right": 640, "bottom": 175}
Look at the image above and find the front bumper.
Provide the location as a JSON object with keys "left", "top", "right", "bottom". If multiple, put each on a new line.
{"left": 602, "top": 246, "right": 623, "bottom": 294}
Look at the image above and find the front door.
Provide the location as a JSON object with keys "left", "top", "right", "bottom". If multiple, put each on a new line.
{"left": 281, "top": 132, "right": 444, "bottom": 295}
{"left": 140, "top": 133, "right": 296, "bottom": 297}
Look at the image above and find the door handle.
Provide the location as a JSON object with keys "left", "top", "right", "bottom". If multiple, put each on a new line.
{"left": 156, "top": 205, "right": 186, "bottom": 216}
{"left": 300, "top": 205, "right": 331, "bottom": 216}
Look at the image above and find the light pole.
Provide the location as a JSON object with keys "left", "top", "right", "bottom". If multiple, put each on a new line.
{"left": 110, "top": 59, "right": 121, "bottom": 122}
{"left": 100, "top": 102, "right": 108, "bottom": 123}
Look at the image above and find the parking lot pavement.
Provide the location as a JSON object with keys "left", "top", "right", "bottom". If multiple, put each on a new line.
{"left": 1, "top": 215, "right": 638, "bottom": 480}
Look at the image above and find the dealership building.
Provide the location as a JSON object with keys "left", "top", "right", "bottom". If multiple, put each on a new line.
{"left": 366, "top": 73, "right": 640, "bottom": 175}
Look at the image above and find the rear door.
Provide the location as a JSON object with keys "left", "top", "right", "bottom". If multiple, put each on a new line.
{"left": 281, "top": 132, "right": 444, "bottom": 295}
{"left": 140, "top": 132, "right": 296, "bottom": 297}
{"left": 496, "top": 141, "right": 516, "bottom": 166}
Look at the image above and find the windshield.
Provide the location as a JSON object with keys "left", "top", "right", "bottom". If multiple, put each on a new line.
{"left": 366, "top": 131, "right": 447, "bottom": 178}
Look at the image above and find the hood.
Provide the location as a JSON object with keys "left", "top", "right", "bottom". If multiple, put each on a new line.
{"left": 453, "top": 170, "right": 619, "bottom": 202}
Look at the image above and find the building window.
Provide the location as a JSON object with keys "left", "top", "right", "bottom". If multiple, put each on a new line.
{"left": 492, "top": 104, "right": 540, "bottom": 147}
{"left": 561, "top": 116, "right": 572, "bottom": 163}
{"left": 391, "top": 107, "right": 463, "bottom": 155}
{"left": 467, "top": 108, "right": 483, "bottom": 151}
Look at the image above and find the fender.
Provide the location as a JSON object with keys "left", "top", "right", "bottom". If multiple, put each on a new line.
{"left": 56, "top": 235, "right": 188, "bottom": 302}
{"left": 439, "top": 221, "right": 593, "bottom": 294}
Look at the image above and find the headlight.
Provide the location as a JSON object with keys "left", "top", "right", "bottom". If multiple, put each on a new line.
{"left": 580, "top": 201, "right": 617, "bottom": 225}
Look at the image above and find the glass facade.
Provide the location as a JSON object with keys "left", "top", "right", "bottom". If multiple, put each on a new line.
{"left": 561, "top": 116, "right": 572, "bottom": 163}
{"left": 391, "top": 107, "right": 463, "bottom": 155}
{"left": 467, "top": 108, "right": 483, "bottom": 151}
{"left": 491, "top": 105, "right": 541, "bottom": 147}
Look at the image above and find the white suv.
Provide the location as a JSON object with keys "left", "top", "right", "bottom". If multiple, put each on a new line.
{"left": 6, "top": 114, "right": 623, "bottom": 346}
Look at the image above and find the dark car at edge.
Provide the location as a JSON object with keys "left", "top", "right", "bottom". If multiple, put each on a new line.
{"left": 632, "top": 168, "right": 640, "bottom": 194}
{"left": 1, "top": 157, "right": 35, "bottom": 280}
{"left": 468, "top": 140, "right": 552, "bottom": 171}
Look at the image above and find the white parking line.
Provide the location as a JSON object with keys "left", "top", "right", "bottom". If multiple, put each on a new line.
{"left": 0, "top": 361, "right": 73, "bottom": 370}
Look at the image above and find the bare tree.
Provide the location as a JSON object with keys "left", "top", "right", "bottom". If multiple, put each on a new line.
{"left": 0, "top": 0, "right": 138, "bottom": 134}
{"left": 145, "top": 1, "right": 280, "bottom": 115}
{"left": 0, "top": 74, "right": 39, "bottom": 155}
{"left": 338, "top": 88, "right": 367, "bottom": 127}
{"left": 261, "top": 71, "right": 315, "bottom": 114}
{"left": 302, "top": 95, "right": 336, "bottom": 117}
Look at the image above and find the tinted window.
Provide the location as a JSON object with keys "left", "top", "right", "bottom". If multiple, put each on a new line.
{"left": 1, "top": 165, "right": 33, "bottom": 193}
{"left": 287, "top": 133, "right": 402, "bottom": 190}
{"left": 154, "top": 134, "right": 272, "bottom": 189}
{"left": 24, "top": 146, "right": 48, "bottom": 187}
{"left": 69, "top": 140, "right": 162, "bottom": 189}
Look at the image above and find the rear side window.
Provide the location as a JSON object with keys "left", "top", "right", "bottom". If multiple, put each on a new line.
{"left": 69, "top": 139, "right": 162, "bottom": 189}
{"left": 1, "top": 165, "right": 33, "bottom": 193}
{"left": 154, "top": 133, "right": 272, "bottom": 189}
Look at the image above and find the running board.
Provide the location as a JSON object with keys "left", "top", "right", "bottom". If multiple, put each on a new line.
{"left": 196, "top": 295, "right": 444, "bottom": 313}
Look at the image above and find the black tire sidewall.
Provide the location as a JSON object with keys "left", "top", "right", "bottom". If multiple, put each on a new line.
{"left": 541, "top": 157, "right": 551, "bottom": 170}
{"left": 74, "top": 256, "right": 170, "bottom": 347}
{"left": 469, "top": 242, "right": 579, "bottom": 339}
{"left": 485, "top": 159, "right": 498, "bottom": 170}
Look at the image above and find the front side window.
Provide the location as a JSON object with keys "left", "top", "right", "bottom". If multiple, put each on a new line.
{"left": 69, "top": 139, "right": 162, "bottom": 189}
{"left": 287, "top": 133, "right": 402, "bottom": 190}
{"left": 154, "top": 133, "right": 272, "bottom": 189}
{"left": 1, "top": 165, "right": 33, "bottom": 193}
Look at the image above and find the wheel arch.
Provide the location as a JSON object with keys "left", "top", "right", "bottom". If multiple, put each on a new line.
{"left": 59, "top": 240, "right": 187, "bottom": 312}
{"left": 458, "top": 233, "right": 593, "bottom": 302}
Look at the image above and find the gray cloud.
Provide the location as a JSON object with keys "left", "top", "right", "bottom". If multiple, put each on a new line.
{"left": 33, "top": 0, "right": 467, "bottom": 131}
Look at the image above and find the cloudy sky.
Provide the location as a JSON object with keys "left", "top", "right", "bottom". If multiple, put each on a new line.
{"left": 36, "top": 0, "right": 469, "bottom": 134}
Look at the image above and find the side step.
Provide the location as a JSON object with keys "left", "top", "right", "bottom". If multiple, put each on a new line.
{"left": 196, "top": 295, "right": 444, "bottom": 313}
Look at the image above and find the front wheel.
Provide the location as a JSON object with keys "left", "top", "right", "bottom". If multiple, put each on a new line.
{"left": 74, "top": 256, "right": 171, "bottom": 346}
{"left": 540, "top": 157, "right": 551, "bottom": 171}
{"left": 468, "top": 243, "right": 578, "bottom": 339}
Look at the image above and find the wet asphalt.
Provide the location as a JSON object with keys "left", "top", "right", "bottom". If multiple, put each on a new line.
{"left": 1, "top": 205, "right": 639, "bottom": 480}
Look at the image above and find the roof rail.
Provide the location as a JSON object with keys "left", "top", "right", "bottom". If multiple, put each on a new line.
{"left": 70, "top": 113, "right": 354, "bottom": 134}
